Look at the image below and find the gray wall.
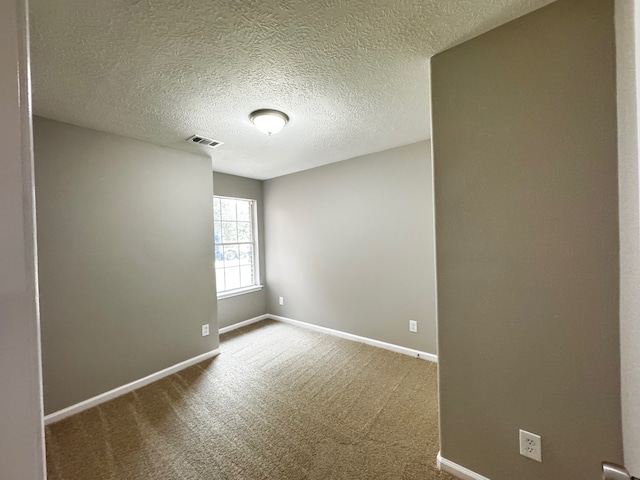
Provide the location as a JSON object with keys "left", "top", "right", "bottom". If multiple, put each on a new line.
{"left": 615, "top": 0, "right": 640, "bottom": 474}
{"left": 0, "top": 1, "right": 46, "bottom": 477}
{"left": 35, "top": 117, "right": 219, "bottom": 414}
{"left": 264, "top": 141, "right": 437, "bottom": 354}
{"left": 212, "top": 172, "right": 267, "bottom": 328}
{"left": 431, "top": 1, "right": 622, "bottom": 479}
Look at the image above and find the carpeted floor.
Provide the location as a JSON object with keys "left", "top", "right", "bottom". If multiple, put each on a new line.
{"left": 46, "top": 319, "right": 454, "bottom": 479}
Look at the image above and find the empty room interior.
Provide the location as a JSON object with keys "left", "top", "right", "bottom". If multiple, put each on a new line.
{"left": 2, "top": 0, "right": 640, "bottom": 479}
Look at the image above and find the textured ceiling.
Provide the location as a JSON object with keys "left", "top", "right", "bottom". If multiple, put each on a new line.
{"left": 30, "top": 0, "right": 554, "bottom": 180}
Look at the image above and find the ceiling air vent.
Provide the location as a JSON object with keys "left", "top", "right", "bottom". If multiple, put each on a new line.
{"left": 187, "top": 135, "right": 223, "bottom": 148}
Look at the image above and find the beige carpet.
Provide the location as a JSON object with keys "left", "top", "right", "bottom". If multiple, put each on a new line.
{"left": 46, "top": 319, "right": 454, "bottom": 479}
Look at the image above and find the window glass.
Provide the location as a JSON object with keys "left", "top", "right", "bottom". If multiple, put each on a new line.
{"left": 213, "top": 196, "right": 259, "bottom": 295}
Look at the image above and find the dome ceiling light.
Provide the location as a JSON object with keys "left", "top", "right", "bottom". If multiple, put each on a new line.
{"left": 249, "top": 109, "right": 289, "bottom": 135}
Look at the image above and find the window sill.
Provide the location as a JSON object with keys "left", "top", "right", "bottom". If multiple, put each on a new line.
{"left": 217, "top": 285, "right": 263, "bottom": 300}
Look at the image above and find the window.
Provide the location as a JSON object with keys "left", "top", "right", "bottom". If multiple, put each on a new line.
{"left": 213, "top": 195, "right": 261, "bottom": 298}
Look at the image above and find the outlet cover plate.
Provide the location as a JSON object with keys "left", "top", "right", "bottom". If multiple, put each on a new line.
{"left": 409, "top": 320, "right": 418, "bottom": 333}
{"left": 279, "top": 296, "right": 284, "bottom": 306}
{"left": 202, "top": 324, "right": 210, "bottom": 337}
{"left": 519, "top": 429, "right": 542, "bottom": 462}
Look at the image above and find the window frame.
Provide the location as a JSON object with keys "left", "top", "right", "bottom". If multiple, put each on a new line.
{"left": 213, "top": 195, "right": 262, "bottom": 299}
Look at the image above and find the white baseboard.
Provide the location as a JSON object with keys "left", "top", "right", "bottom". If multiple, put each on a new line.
{"left": 45, "top": 313, "right": 434, "bottom": 425}
{"left": 44, "top": 348, "right": 221, "bottom": 425}
{"left": 268, "top": 314, "right": 438, "bottom": 362}
{"left": 437, "top": 452, "right": 491, "bottom": 480}
{"left": 218, "top": 314, "right": 270, "bottom": 334}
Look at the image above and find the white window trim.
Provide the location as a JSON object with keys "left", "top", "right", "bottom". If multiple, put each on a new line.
{"left": 217, "top": 284, "right": 264, "bottom": 300}
{"left": 214, "top": 195, "right": 261, "bottom": 297}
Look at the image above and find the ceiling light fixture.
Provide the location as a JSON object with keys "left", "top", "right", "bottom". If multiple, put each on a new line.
{"left": 249, "top": 109, "right": 289, "bottom": 135}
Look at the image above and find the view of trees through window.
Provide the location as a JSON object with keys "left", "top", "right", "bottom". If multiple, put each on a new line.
{"left": 213, "top": 196, "right": 258, "bottom": 294}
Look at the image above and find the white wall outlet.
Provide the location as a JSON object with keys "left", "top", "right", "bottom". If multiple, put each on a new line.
{"left": 519, "top": 429, "right": 542, "bottom": 462}
{"left": 201, "top": 324, "right": 210, "bottom": 337}
{"left": 279, "top": 296, "right": 284, "bottom": 306}
{"left": 409, "top": 320, "right": 418, "bottom": 333}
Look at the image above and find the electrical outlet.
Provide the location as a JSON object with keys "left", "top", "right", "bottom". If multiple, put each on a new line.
{"left": 202, "top": 324, "right": 210, "bottom": 337}
{"left": 519, "top": 429, "right": 542, "bottom": 462}
{"left": 279, "top": 296, "right": 284, "bottom": 306}
{"left": 409, "top": 320, "right": 418, "bottom": 333}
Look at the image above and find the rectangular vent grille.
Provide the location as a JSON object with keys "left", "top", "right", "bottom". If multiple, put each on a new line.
{"left": 187, "top": 135, "right": 223, "bottom": 148}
